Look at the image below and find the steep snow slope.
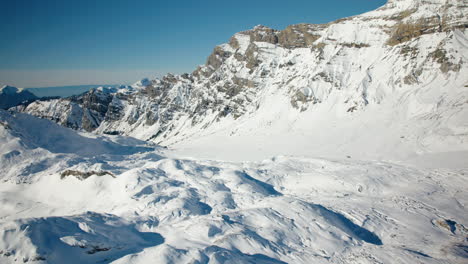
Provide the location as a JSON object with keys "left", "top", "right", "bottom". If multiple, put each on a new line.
{"left": 0, "top": 110, "right": 467, "bottom": 263}
{"left": 15, "top": 0, "right": 468, "bottom": 165}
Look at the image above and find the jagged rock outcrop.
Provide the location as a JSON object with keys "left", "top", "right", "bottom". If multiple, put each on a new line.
{"left": 14, "top": 0, "right": 468, "bottom": 148}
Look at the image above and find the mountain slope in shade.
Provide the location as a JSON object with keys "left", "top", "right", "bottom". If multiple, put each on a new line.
{"left": 0, "top": 109, "right": 467, "bottom": 263}
{"left": 0, "top": 85, "right": 38, "bottom": 109}
{"left": 15, "top": 0, "right": 468, "bottom": 165}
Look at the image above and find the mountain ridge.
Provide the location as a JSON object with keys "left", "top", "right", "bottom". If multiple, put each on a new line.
{"left": 13, "top": 0, "right": 468, "bottom": 163}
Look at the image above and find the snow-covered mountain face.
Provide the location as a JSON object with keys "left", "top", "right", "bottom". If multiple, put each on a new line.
{"left": 0, "top": 85, "right": 38, "bottom": 110}
{"left": 2, "top": 1, "right": 468, "bottom": 263}
{"left": 1, "top": 109, "right": 467, "bottom": 264}
{"left": 15, "top": 0, "right": 468, "bottom": 163}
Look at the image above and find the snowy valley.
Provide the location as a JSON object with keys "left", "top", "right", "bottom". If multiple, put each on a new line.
{"left": 1, "top": 109, "right": 467, "bottom": 263}
{"left": 1, "top": 0, "right": 468, "bottom": 263}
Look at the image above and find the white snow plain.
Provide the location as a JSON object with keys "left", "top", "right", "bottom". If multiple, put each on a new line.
{"left": 0, "top": 109, "right": 467, "bottom": 264}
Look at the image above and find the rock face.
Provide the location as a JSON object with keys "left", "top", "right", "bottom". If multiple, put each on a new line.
{"left": 0, "top": 86, "right": 38, "bottom": 109}
{"left": 16, "top": 0, "right": 468, "bottom": 148}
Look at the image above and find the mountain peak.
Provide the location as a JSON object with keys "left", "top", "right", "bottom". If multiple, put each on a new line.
{"left": 0, "top": 85, "right": 38, "bottom": 110}
{"left": 252, "top": 24, "right": 272, "bottom": 30}
{"left": 0, "top": 85, "right": 20, "bottom": 95}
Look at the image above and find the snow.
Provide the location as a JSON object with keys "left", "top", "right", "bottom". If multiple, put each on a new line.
{"left": 132, "top": 78, "right": 151, "bottom": 89}
{"left": 232, "top": 33, "right": 251, "bottom": 54}
{"left": 166, "top": 25, "right": 468, "bottom": 166}
{"left": 1, "top": 108, "right": 467, "bottom": 263}
{"left": 1, "top": 0, "right": 468, "bottom": 263}
{"left": 0, "top": 212, "right": 164, "bottom": 264}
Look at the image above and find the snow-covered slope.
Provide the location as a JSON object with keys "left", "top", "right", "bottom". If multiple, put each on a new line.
{"left": 0, "top": 85, "right": 38, "bottom": 110}
{"left": 3, "top": 2, "right": 468, "bottom": 262}
{"left": 0, "top": 109, "right": 467, "bottom": 263}
{"left": 0, "top": 109, "right": 156, "bottom": 183}
{"left": 15, "top": 0, "right": 468, "bottom": 165}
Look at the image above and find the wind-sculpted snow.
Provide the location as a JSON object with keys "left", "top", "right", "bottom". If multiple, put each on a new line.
{"left": 1, "top": 111, "right": 467, "bottom": 263}
{"left": 0, "top": 212, "right": 164, "bottom": 264}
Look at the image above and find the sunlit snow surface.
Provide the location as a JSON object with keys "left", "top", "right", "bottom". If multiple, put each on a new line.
{"left": 0, "top": 110, "right": 467, "bottom": 264}
{"left": 2, "top": 0, "right": 468, "bottom": 262}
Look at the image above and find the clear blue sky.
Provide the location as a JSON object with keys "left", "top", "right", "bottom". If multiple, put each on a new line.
{"left": 0, "top": 0, "right": 386, "bottom": 87}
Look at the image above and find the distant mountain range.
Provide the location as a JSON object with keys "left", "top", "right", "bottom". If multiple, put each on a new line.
{"left": 25, "top": 84, "right": 115, "bottom": 98}
{"left": 0, "top": 85, "right": 38, "bottom": 109}
{"left": 0, "top": 84, "right": 117, "bottom": 110}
